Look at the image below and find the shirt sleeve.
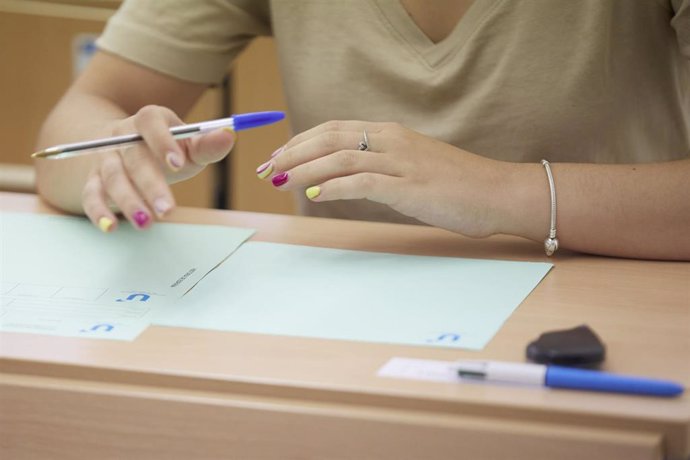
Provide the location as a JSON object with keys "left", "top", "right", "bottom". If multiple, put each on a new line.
{"left": 672, "top": 0, "right": 690, "bottom": 58}
{"left": 96, "top": 0, "right": 271, "bottom": 84}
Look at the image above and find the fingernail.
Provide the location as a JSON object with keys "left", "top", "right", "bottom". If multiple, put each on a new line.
{"left": 256, "top": 161, "right": 273, "bottom": 179}
{"left": 154, "top": 198, "right": 172, "bottom": 216}
{"left": 166, "top": 152, "right": 183, "bottom": 171}
{"left": 133, "top": 210, "right": 150, "bottom": 228}
{"left": 270, "top": 146, "right": 285, "bottom": 158}
{"left": 305, "top": 186, "right": 321, "bottom": 200}
{"left": 222, "top": 127, "right": 236, "bottom": 141}
{"left": 272, "top": 172, "right": 289, "bottom": 187}
{"left": 98, "top": 217, "right": 114, "bottom": 233}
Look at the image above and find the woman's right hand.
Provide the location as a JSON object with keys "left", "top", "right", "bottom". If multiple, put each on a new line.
{"left": 82, "top": 105, "right": 236, "bottom": 232}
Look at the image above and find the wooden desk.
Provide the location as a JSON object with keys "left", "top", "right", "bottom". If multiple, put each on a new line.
{"left": 1, "top": 192, "right": 688, "bottom": 460}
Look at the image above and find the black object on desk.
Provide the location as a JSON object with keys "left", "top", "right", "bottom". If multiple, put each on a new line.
{"left": 526, "top": 324, "right": 606, "bottom": 366}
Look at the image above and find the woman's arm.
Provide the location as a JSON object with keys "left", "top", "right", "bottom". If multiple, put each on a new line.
{"left": 502, "top": 159, "right": 690, "bottom": 260}
{"left": 257, "top": 121, "right": 690, "bottom": 260}
{"left": 35, "top": 52, "right": 234, "bottom": 228}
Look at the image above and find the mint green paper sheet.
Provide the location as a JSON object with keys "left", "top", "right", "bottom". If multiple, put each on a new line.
{"left": 0, "top": 212, "right": 254, "bottom": 340}
{"left": 155, "top": 242, "right": 553, "bottom": 350}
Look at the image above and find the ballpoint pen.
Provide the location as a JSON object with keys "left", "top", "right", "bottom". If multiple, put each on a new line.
{"left": 455, "top": 360, "right": 684, "bottom": 397}
{"left": 32, "top": 110, "right": 285, "bottom": 159}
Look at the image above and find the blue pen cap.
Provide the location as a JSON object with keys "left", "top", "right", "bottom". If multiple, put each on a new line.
{"left": 545, "top": 365, "right": 684, "bottom": 397}
{"left": 232, "top": 111, "right": 285, "bottom": 131}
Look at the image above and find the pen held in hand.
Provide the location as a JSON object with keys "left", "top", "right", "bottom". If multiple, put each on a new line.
{"left": 32, "top": 110, "right": 285, "bottom": 160}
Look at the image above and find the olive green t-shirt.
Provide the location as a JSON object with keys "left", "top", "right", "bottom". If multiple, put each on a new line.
{"left": 97, "top": 0, "right": 690, "bottom": 223}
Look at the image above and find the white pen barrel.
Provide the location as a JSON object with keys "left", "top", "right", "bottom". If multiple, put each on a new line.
{"left": 195, "top": 117, "right": 235, "bottom": 132}
{"left": 486, "top": 362, "right": 546, "bottom": 385}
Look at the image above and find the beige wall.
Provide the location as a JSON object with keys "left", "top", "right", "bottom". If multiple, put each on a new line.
{"left": 0, "top": 1, "right": 294, "bottom": 215}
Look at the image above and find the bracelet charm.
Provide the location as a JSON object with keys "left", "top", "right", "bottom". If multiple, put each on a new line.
{"left": 544, "top": 236, "right": 559, "bottom": 256}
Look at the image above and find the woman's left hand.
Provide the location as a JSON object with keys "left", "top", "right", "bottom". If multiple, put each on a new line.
{"left": 256, "top": 120, "right": 516, "bottom": 238}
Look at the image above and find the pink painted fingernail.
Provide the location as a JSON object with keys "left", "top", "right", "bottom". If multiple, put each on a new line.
{"left": 166, "top": 152, "right": 183, "bottom": 171}
{"left": 270, "top": 146, "right": 285, "bottom": 158}
{"left": 133, "top": 210, "right": 150, "bottom": 228}
{"left": 272, "top": 172, "right": 289, "bottom": 187}
{"left": 154, "top": 198, "right": 172, "bottom": 216}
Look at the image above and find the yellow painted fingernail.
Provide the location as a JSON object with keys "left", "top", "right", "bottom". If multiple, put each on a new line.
{"left": 98, "top": 217, "right": 114, "bottom": 233}
{"left": 256, "top": 161, "right": 274, "bottom": 179}
{"left": 222, "top": 127, "right": 236, "bottom": 140}
{"left": 306, "top": 186, "right": 321, "bottom": 200}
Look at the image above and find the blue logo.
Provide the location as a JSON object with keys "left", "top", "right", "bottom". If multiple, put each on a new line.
{"left": 80, "top": 323, "right": 115, "bottom": 333}
{"left": 427, "top": 333, "right": 461, "bottom": 344}
{"left": 116, "top": 293, "right": 150, "bottom": 302}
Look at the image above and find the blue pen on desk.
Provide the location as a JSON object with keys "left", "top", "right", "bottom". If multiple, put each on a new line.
{"left": 455, "top": 360, "right": 684, "bottom": 397}
{"left": 32, "top": 110, "right": 285, "bottom": 159}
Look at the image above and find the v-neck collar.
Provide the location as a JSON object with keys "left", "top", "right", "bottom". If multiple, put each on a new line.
{"left": 370, "top": 0, "right": 503, "bottom": 68}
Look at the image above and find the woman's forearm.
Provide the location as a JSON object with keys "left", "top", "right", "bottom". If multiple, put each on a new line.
{"left": 35, "top": 89, "right": 129, "bottom": 214}
{"left": 34, "top": 51, "right": 208, "bottom": 215}
{"left": 502, "top": 159, "right": 690, "bottom": 260}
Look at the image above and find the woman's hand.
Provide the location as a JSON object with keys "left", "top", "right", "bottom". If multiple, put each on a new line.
{"left": 257, "top": 121, "right": 516, "bottom": 238}
{"left": 82, "top": 105, "right": 235, "bottom": 232}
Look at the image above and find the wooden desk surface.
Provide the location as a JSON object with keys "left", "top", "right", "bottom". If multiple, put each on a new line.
{"left": 1, "top": 192, "right": 688, "bottom": 460}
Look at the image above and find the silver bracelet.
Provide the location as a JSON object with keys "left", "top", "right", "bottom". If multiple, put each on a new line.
{"left": 541, "top": 159, "right": 559, "bottom": 256}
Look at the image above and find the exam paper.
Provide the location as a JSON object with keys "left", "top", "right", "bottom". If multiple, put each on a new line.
{"left": 0, "top": 212, "right": 254, "bottom": 340}
{"left": 155, "top": 242, "right": 553, "bottom": 350}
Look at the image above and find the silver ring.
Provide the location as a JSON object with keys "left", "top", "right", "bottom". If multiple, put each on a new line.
{"left": 357, "top": 129, "right": 369, "bottom": 151}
